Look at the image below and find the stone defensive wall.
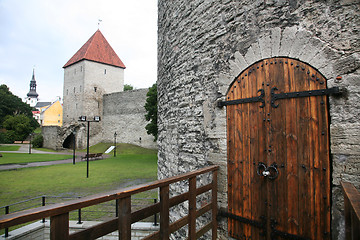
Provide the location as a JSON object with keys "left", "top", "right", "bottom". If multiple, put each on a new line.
{"left": 43, "top": 88, "right": 156, "bottom": 150}
{"left": 157, "top": 1, "right": 359, "bottom": 239}
{"left": 102, "top": 88, "right": 157, "bottom": 149}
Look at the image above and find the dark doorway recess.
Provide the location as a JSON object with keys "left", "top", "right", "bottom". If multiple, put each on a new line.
{"left": 63, "top": 133, "right": 75, "bottom": 149}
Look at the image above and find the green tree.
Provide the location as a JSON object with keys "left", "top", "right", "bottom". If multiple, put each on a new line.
{"left": 0, "top": 84, "right": 39, "bottom": 143}
{"left": 0, "top": 84, "right": 34, "bottom": 126}
{"left": 144, "top": 83, "right": 157, "bottom": 140}
{"left": 123, "top": 84, "right": 134, "bottom": 91}
{"left": 3, "top": 115, "right": 34, "bottom": 141}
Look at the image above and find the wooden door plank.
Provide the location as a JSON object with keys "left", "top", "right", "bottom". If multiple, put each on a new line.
{"left": 235, "top": 72, "right": 244, "bottom": 239}
{"left": 242, "top": 68, "right": 251, "bottom": 239}
{"left": 237, "top": 72, "right": 247, "bottom": 239}
{"left": 306, "top": 63, "right": 319, "bottom": 240}
{"left": 284, "top": 58, "right": 300, "bottom": 236}
{"left": 318, "top": 81, "right": 331, "bottom": 238}
{"left": 227, "top": 77, "right": 236, "bottom": 236}
{"left": 295, "top": 59, "right": 312, "bottom": 239}
{"left": 262, "top": 59, "right": 272, "bottom": 240}
{"left": 270, "top": 58, "right": 288, "bottom": 234}
{"left": 249, "top": 60, "right": 266, "bottom": 239}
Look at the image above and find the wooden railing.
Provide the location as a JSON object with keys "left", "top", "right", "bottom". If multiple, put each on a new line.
{"left": 0, "top": 165, "right": 219, "bottom": 239}
{"left": 341, "top": 181, "right": 360, "bottom": 240}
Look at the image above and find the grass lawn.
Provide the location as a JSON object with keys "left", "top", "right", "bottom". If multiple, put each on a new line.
{"left": 0, "top": 145, "right": 158, "bottom": 231}
{"left": 0, "top": 145, "right": 21, "bottom": 151}
{"left": 0, "top": 153, "right": 73, "bottom": 165}
{"left": 77, "top": 142, "right": 157, "bottom": 155}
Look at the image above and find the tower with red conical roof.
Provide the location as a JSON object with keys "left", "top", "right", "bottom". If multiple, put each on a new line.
{"left": 62, "top": 30, "right": 126, "bottom": 125}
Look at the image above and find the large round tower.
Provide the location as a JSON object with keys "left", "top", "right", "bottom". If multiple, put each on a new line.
{"left": 157, "top": 1, "right": 359, "bottom": 239}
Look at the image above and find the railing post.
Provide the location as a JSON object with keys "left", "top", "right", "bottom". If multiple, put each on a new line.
{"left": 42, "top": 196, "right": 46, "bottom": 223}
{"left": 153, "top": 198, "right": 158, "bottom": 226}
{"left": 50, "top": 213, "right": 69, "bottom": 240}
{"left": 188, "top": 176, "right": 196, "bottom": 239}
{"left": 212, "top": 169, "right": 218, "bottom": 240}
{"left": 118, "top": 197, "right": 131, "bottom": 239}
{"left": 342, "top": 182, "right": 360, "bottom": 240}
{"left": 5, "top": 206, "right": 9, "bottom": 237}
{"left": 160, "top": 185, "right": 169, "bottom": 240}
{"left": 116, "top": 199, "right": 119, "bottom": 217}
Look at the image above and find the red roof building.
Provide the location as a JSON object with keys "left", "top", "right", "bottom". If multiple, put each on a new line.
{"left": 63, "top": 30, "right": 126, "bottom": 69}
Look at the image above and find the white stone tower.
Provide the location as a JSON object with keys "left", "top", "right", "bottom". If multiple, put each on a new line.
{"left": 62, "top": 29, "right": 126, "bottom": 125}
{"left": 26, "top": 69, "right": 39, "bottom": 107}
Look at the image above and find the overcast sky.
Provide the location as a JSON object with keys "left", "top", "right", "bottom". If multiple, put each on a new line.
{"left": 0, "top": 0, "right": 157, "bottom": 102}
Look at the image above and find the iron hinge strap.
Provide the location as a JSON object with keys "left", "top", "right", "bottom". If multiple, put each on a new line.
{"left": 271, "top": 229, "right": 310, "bottom": 240}
{"left": 271, "top": 219, "right": 310, "bottom": 240}
{"left": 218, "top": 209, "right": 265, "bottom": 229}
{"left": 271, "top": 86, "right": 341, "bottom": 108}
{"left": 218, "top": 89, "right": 265, "bottom": 108}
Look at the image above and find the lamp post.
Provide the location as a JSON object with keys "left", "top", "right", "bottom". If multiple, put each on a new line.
{"left": 29, "top": 133, "right": 32, "bottom": 154}
{"left": 114, "top": 132, "right": 117, "bottom": 157}
{"left": 79, "top": 116, "right": 101, "bottom": 178}
{"left": 73, "top": 129, "right": 76, "bottom": 165}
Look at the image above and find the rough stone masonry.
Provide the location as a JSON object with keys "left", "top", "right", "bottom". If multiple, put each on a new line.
{"left": 157, "top": 1, "right": 359, "bottom": 239}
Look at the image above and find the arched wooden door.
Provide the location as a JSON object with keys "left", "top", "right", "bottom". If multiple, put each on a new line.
{"left": 225, "top": 58, "right": 331, "bottom": 240}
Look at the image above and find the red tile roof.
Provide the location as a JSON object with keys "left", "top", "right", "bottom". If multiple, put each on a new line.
{"left": 63, "top": 30, "right": 126, "bottom": 69}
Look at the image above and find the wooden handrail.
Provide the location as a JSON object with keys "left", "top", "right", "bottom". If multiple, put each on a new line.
{"left": 341, "top": 181, "right": 360, "bottom": 240}
{"left": 0, "top": 165, "right": 219, "bottom": 240}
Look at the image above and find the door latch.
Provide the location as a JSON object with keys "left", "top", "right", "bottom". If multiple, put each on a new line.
{"left": 257, "top": 162, "right": 279, "bottom": 180}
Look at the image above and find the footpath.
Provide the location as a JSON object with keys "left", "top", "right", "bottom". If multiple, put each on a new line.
{"left": 0, "top": 144, "right": 83, "bottom": 171}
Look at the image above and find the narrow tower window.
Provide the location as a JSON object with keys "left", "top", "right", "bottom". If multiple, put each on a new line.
{"left": 104, "top": 69, "right": 107, "bottom": 74}
{"left": 94, "top": 87, "right": 97, "bottom": 92}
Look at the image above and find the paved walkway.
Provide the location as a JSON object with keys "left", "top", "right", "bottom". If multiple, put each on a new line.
{"left": 0, "top": 144, "right": 90, "bottom": 171}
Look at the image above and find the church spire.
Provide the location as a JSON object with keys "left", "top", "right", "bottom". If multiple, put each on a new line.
{"left": 27, "top": 68, "right": 39, "bottom": 98}
{"left": 26, "top": 68, "right": 39, "bottom": 107}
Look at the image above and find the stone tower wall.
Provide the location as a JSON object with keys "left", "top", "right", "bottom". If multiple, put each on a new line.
{"left": 62, "top": 60, "right": 124, "bottom": 125}
{"left": 63, "top": 61, "right": 85, "bottom": 124}
{"left": 157, "top": 1, "right": 359, "bottom": 239}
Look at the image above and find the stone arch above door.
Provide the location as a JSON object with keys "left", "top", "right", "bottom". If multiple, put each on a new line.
{"left": 216, "top": 26, "right": 345, "bottom": 97}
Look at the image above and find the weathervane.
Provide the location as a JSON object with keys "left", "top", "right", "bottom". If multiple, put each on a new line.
{"left": 98, "top": 19, "right": 102, "bottom": 29}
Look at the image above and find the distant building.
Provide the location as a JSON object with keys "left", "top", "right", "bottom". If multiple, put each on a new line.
{"left": 25, "top": 69, "right": 39, "bottom": 107}
{"left": 39, "top": 99, "right": 63, "bottom": 126}
{"left": 42, "top": 29, "right": 157, "bottom": 150}
{"left": 62, "top": 29, "right": 126, "bottom": 125}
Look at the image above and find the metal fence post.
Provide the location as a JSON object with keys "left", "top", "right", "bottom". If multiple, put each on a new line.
{"left": 5, "top": 206, "right": 9, "bottom": 237}
{"left": 42, "top": 196, "right": 46, "bottom": 223}
{"left": 153, "top": 198, "right": 158, "bottom": 226}
{"left": 77, "top": 209, "right": 82, "bottom": 224}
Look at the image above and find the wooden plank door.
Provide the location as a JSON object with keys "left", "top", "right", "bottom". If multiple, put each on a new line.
{"left": 226, "top": 58, "right": 331, "bottom": 240}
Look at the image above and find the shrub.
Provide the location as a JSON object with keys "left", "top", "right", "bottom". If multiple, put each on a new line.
{"left": 32, "top": 134, "right": 44, "bottom": 148}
